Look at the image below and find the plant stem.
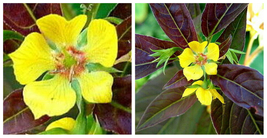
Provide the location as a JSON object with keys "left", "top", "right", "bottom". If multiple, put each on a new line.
{"left": 244, "top": 45, "right": 263, "bottom": 66}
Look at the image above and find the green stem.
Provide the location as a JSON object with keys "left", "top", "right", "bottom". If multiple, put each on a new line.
{"left": 121, "top": 61, "right": 130, "bottom": 77}
{"left": 23, "top": 3, "right": 37, "bottom": 22}
{"left": 244, "top": 46, "right": 263, "bottom": 66}
{"left": 110, "top": 101, "right": 131, "bottom": 113}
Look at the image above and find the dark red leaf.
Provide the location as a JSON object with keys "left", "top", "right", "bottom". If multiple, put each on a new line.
{"left": 109, "top": 3, "right": 131, "bottom": 20}
{"left": 116, "top": 16, "right": 131, "bottom": 41}
{"left": 201, "top": 3, "right": 247, "bottom": 37}
{"left": 211, "top": 95, "right": 263, "bottom": 134}
{"left": 217, "top": 8, "right": 247, "bottom": 61}
{"left": 211, "top": 64, "right": 263, "bottom": 116}
{"left": 218, "top": 35, "right": 232, "bottom": 57}
{"left": 3, "top": 89, "right": 50, "bottom": 134}
{"left": 3, "top": 3, "right": 62, "bottom": 36}
{"left": 150, "top": 3, "right": 198, "bottom": 48}
{"left": 117, "top": 40, "right": 131, "bottom": 59}
{"left": 163, "top": 69, "right": 193, "bottom": 89}
{"left": 136, "top": 87, "right": 197, "bottom": 131}
{"left": 135, "top": 34, "right": 179, "bottom": 79}
{"left": 94, "top": 76, "right": 131, "bottom": 134}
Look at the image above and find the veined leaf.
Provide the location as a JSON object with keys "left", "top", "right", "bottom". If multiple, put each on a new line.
{"left": 163, "top": 70, "right": 193, "bottom": 89}
{"left": 211, "top": 95, "right": 263, "bottom": 134}
{"left": 135, "top": 34, "right": 179, "bottom": 79}
{"left": 150, "top": 3, "right": 198, "bottom": 48}
{"left": 211, "top": 64, "right": 263, "bottom": 116}
{"left": 217, "top": 8, "right": 247, "bottom": 62}
{"left": 4, "top": 89, "right": 50, "bottom": 134}
{"left": 201, "top": 3, "right": 248, "bottom": 37}
{"left": 136, "top": 86, "right": 197, "bottom": 131}
{"left": 109, "top": 4, "right": 131, "bottom": 20}
{"left": 116, "top": 16, "right": 131, "bottom": 41}
{"left": 218, "top": 35, "right": 232, "bottom": 57}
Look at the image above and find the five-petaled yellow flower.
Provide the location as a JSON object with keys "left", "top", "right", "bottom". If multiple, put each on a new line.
{"left": 178, "top": 41, "right": 219, "bottom": 81}
{"left": 182, "top": 80, "right": 224, "bottom": 105}
{"left": 9, "top": 14, "right": 118, "bottom": 119}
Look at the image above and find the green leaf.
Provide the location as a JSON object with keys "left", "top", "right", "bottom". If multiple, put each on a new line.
{"left": 87, "top": 115, "right": 103, "bottom": 134}
{"left": 86, "top": 63, "right": 121, "bottom": 73}
{"left": 3, "top": 30, "right": 24, "bottom": 42}
{"left": 40, "top": 128, "right": 69, "bottom": 134}
{"left": 225, "top": 50, "right": 234, "bottom": 64}
{"left": 104, "top": 16, "right": 123, "bottom": 25}
{"left": 95, "top": 3, "right": 117, "bottom": 19}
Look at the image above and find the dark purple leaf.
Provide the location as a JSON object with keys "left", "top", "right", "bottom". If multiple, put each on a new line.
{"left": 135, "top": 34, "right": 178, "bottom": 79}
{"left": 217, "top": 8, "right": 247, "bottom": 61}
{"left": 218, "top": 35, "right": 232, "bottom": 57}
{"left": 150, "top": 3, "right": 198, "bottom": 48}
{"left": 116, "top": 16, "right": 131, "bottom": 41}
{"left": 201, "top": 3, "right": 247, "bottom": 37}
{"left": 136, "top": 87, "right": 197, "bottom": 131}
{"left": 163, "top": 69, "right": 193, "bottom": 89}
{"left": 117, "top": 40, "right": 131, "bottom": 59}
{"left": 94, "top": 76, "right": 131, "bottom": 134}
{"left": 211, "top": 95, "right": 263, "bottom": 134}
{"left": 109, "top": 3, "right": 131, "bottom": 20}
{"left": 211, "top": 64, "right": 263, "bottom": 116}
{"left": 4, "top": 89, "right": 50, "bottom": 134}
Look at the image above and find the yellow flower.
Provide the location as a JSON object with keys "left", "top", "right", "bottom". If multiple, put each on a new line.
{"left": 182, "top": 80, "right": 224, "bottom": 106}
{"left": 9, "top": 14, "right": 118, "bottom": 119}
{"left": 178, "top": 41, "right": 219, "bottom": 81}
{"left": 46, "top": 117, "right": 75, "bottom": 131}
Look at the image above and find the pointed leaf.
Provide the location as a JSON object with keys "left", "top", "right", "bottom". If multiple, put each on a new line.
{"left": 211, "top": 95, "right": 263, "bottom": 134}
{"left": 217, "top": 8, "right": 247, "bottom": 61}
{"left": 3, "top": 3, "right": 62, "bottom": 36}
{"left": 218, "top": 35, "right": 232, "bottom": 57}
{"left": 150, "top": 3, "right": 198, "bottom": 48}
{"left": 109, "top": 4, "right": 131, "bottom": 20}
{"left": 116, "top": 16, "right": 131, "bottom": 41}
{"left": 210, "top": 64, "right": 263, "bottom": 116}
{"left": 163, "top": 70, "right": 193, "bottom": 89}
{"left": 136, "top": 87, "right": 197, "bottom": 131}
{"left": 135, "top": 34, "right": 179, "bottom": 79}
{"left": 4, "top": 89, "right": 50, "bottom": 134}
{"left": 201, "top": 3, "right": 248, "bottom": 37}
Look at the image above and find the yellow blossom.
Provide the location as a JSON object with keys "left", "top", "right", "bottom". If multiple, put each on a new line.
{"left": 9, "top": 14, "right": 118, "bottom": 119}
{"left": 182, "top": 80, "right": 224, "bottom": 106}
{"left": 46, "top": 117, "right": 75, "bottom": 131}
{"left": 178, "top": 41, "right": 219, "bottom": 81}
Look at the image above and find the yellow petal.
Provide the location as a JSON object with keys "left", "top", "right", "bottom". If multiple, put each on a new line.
{"left": 182, "top": 80, "right": 203, "bottom": 97}
{"left": 46, "top": 117, "right": 75, "bottom": 131}
{"left": 210, "top": 89, "right": 225, "bottom": 104}
{"left": 178, "top": 48, "right": 196, "bottom": 68}
{"left": 188, "top": 41, "right": 207, "bottom": 53}
{"left": 204, "top": 62, "right": 218, "bottom": 75}
{"left": 9, "top": 33, "right": 55, "bottom": 85}
{"left": 183, "top": 87, "right": 197, "bottom": 97}
{"left": 23, "top": 75, "right": 76, "bottom": 119}
{"left": 84, "top": 19, "right": 118, "bottom": 67}
{"left": 37, "top": 14, "right": 87, "bottom": 48}
{"left": 196, "top": 87, "right": 212, "bottom": 106}
{"left": 78, "top": 71, "right": 113, "bottom": 103}
{"left": 206, "top": 43, "right": 219, "bottom": 61}
{"left": 183, "top": 64, "right": 203, "bottom": 81}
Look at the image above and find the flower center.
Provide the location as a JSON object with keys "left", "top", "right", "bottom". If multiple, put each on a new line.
{"left": 195, "top": 53, "right": 207, "bottom": 66}
{"left": 53, "top": 46, "right": 86, "bottom": 81}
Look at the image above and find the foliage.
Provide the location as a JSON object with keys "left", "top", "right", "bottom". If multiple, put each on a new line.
{"left": 135, "top": 3, "right": 263, "bottom": 134}
{"left": 3, "top": 3, "right": 131, "bottom": 134}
